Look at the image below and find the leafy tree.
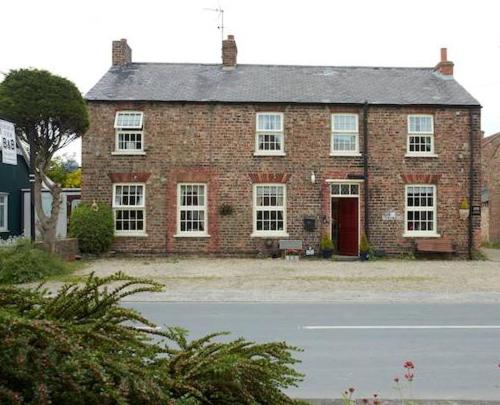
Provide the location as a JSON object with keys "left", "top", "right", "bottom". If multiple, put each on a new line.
{"left": 47, "top": 156, "right": 81, "bottom": 188}
{"left": 0, "top": 69, "right": 89, "bottom": 251}
{"left": 0, "top": 273, "right": 304, "bottom": 404}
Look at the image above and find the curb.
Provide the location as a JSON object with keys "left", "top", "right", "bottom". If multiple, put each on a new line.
{"left": 301, "top": 400, "right": 500, "bottom": 405}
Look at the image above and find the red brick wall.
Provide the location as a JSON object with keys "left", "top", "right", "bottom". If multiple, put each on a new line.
{"left": 82, "top": 102, "right": 481, "bottom": 256}
{"left": 482, "top": 134, "right": 500, "bottom": 242}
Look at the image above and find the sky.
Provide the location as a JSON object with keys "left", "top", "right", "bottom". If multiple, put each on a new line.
{"left": 1, "top": 0, "right": 499, "bottom": 163}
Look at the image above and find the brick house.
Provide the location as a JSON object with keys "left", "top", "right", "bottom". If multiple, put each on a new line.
{"left": 481, "top": 133, "right": 500, "bottom": 243}
{"left": 83, "top": 37, "right": 481, "bottom": 257}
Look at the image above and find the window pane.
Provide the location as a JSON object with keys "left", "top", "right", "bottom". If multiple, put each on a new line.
{"left": 333, "top": 134, "right": 356, "bottom": 152}
{"left": 115, "top": 112, "right": 143, "bottom": 128}
{"left": 333, "top": 114, "right": 357, "bottom": 131}
{"left": 409, "top": 116, "right": 433, "bottom": 133}
{"left": 118, "top": 132, "right": 142, "bottom": 151}
{"left": 258, "top": 133, "right": 283, "bottom": 151}
{"left": 257, "top": 114, "right": 282, "bottom": 131}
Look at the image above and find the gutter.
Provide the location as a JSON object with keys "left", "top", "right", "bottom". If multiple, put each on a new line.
{"left": 468, "top": 109, "right": 476, "bottom": 260}
{"left": 363, "top": 102, "right": 369, "bottom": 238}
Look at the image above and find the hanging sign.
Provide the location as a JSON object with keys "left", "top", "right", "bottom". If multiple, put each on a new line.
{"left": 0, "top": 119, "right": 17, "bottom": 165}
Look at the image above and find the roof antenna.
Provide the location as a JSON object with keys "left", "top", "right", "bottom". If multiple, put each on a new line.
{"left": 203, "top": 6, "right": 224, "bottom": 41}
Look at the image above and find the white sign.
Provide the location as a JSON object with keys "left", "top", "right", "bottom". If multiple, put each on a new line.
{"left": 0, "top": 119, "right": 17, "bottom": 165}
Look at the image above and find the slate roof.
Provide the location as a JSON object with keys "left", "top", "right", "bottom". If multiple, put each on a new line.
{"left": 85, "top": 63, "right": 480, "bottom": 106}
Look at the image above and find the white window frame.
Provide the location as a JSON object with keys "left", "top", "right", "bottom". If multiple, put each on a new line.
{"left": 112, "top": 183, "right": 147, "bottom": 236}
{"left": 331, "top": 114, "right": 361, "bottom": 156}
{"left": 112, "top": 111, "right": 146, "bottom": 155}
{"left": 176, "top": 183, "right": 209, "bottom": 237}
{"left": 404, "top": 184, "right": 439, "bottom": 237}
{"left": 406, "top": 114, "right": 437, "bottom": 157}
{"left": 0, "top": 193, "right": 8, "bottom": 232}
{"left": 251, "top": 183, "right": 288, "bottom": 237}
{"left": 254, "top": 112, "right": 285, "bottom": 156}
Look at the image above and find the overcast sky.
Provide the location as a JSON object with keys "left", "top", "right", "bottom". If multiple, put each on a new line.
{"left": 1, "top": 0, "right": 499, "bottom": 162}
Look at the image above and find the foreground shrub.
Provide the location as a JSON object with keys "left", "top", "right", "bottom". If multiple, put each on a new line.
{"left": 70, "top": 202, "right": 114, "bottom": 254}
{"left": 0, "top": 239, "right": 69, "bottom": 284}
{"left": 0, "top": 273, "right": 304, "bottom": 404}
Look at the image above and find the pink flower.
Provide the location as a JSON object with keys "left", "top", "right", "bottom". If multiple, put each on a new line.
{"left": 403, "top": 360, "right": 415, "bottom": 369}
{"left": 404, "top": 372, "right": 414, "bottom": 382}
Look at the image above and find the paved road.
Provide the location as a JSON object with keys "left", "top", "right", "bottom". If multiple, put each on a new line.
{"left": 123, "top": 303, "right": 500, "bottom": 401}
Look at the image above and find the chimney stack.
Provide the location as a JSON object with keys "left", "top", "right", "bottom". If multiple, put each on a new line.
{"left": 434, "top": 47, "right": 454, "bottom": 76}
{"left": 112, "top": 39, "right": 132, "bottom": 66}
{"left": 222, "top": 35, "right": 237, "bottom": 69}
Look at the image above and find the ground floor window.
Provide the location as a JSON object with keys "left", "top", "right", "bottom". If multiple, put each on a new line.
{"left": 177, "top": 184, "right": 208, "bottom": 236}
{"left": 112, "top": 184, "right": 145, "bottom": 235}
{"left": 0, "top": 194, "right": 7, "bottom": 232}
{"left": 253, "top": 184, "right": 287, "bottom": 236}
{"left": 405, "top": 185, "right": 437, "bottom": 236}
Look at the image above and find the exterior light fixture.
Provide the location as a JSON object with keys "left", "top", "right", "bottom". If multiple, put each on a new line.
{"left": 310, "top": 171, "right": 316, "bottom": 184}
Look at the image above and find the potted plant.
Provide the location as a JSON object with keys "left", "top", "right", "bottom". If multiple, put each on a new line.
{"left": 320, "top": 234, "right": 334, "bottom": 259}
{"left": 459, "top": 198, "right": 469, "bottom": 220}
{"left": 359, "top": 233, "right": 370, "bottom": 261}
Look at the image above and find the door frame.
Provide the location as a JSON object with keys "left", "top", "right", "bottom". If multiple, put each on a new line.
{"left": 326, "top": 179, "right": 364, "bottom": 257}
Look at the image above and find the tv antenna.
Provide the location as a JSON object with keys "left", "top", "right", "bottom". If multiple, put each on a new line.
{"left": 203, "top": 7, "right": 224, "bottom": 41}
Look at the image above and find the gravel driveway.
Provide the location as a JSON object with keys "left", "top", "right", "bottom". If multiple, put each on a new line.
{"left": 46, "top": 250, "right": 500, "bottom": 303}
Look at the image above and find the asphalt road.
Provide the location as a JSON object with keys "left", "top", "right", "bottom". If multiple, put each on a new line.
{"left": 123, "top": 302, "right": 500, "bottom": 401}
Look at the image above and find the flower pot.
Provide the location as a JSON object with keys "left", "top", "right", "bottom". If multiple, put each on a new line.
{"left": 459, "top": 208, "right": 469, "bottom": 220}
{"left": 321, "top": 249, "right": 333, "bottom": 259}
{"left": 360, "top": 252, "right": 369, "bottom": 261}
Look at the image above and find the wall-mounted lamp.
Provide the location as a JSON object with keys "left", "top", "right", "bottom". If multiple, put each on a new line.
{"left": 310, "top": 171, "right": 316, "bottom": 184}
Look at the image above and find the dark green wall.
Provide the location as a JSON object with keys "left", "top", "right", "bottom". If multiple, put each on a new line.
{"left": 0, "top": 152, "right": 30, "bottom": 239}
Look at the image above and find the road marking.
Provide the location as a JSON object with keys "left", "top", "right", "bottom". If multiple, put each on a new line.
{"left": 303, "top": 325, "right": 500, "bottom": 330}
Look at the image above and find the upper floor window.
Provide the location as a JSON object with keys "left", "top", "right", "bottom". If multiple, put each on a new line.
{"left": 0, "top": 194, "right": 8, "bottom": 232}
{"left": 114, "top": 111, "right": 144, "bottom": 154}
{"left": 177, "top": 184, "right": 208, "bottom": 237}
{"left": 255, "top": 113, "right": 284, "bottom": 155}
{"left": 252, "top": 184, "right": 288, "bottom": 237}
{"left": 331, "top": 114, "right": 359, "bottom": 155}
{"left": 404, "top": 185, "right": 437, "bottom": 237}
{"left": 407, "top": 115, "right": 434, "bottom": 156}
{"left": 112, "top": 184, "right": 146, "bottom": 236}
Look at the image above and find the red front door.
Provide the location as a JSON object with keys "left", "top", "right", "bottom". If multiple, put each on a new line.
{"left": 337, "top": 198, "right": 358, "bottom": 256}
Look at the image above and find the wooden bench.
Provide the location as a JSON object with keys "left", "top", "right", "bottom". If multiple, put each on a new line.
{"left": 279, "top": 240, "right": 303, "bottom": 259}
{"left": 415, "top": 238, "right": 456, "bottom": 254}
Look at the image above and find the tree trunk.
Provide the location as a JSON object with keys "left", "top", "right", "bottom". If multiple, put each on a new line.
{"left": 34, "top": 166, "right": 62, "bottom": 253}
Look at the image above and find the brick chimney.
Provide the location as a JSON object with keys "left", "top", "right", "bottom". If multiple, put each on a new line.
{"left": 112, "top": 39, "right": 132, "bottom": 66}
{"left": 434, "top": 48, "right": 454, "bottom": 76}
{"left": 222, "top": 35, "right": 237, "bottom": 69}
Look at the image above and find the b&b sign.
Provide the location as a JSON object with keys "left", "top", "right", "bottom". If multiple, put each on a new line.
{"left": 0, "top": 119, "right": 17, "bottom": 165}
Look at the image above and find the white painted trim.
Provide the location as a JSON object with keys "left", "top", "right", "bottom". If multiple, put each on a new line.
{"left": 404, "top": 184, "right": 438, "bottom": 237}
{"left": 407, "top": 114, "right": 435, "bottom": 155}
{"left": 0, "top": 193, "right": 8, "bottom": 232}
{"left": 405, "top": 153, "right": 438, "bottom": 158}
{"left": 112, "top": 183, "right": 146, "bottom": 236}
{"left": 111, "top": 151, "right": 147, "bottom": 156}
{"left": 177, "top": 183, "right": 209, "bottom": 237}
{"left": 330, "top": 152, "right": 362, "bottom": 157}
{"left": 331, "top": 113, "right": 360, "bottom": 155}
{"left": 255, "top": 112, "right": 285, "bottom": 155}
{"left": 252, "top": 183, "right": 287, "bottom": 237}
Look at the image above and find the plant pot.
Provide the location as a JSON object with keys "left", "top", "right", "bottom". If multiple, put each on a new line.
{"left": 360, "top": 252, "right": 369, "bottom": 261}
{"left": 459, "top": 208, "right": 469, "bottom": 220}
{"left": 321, "top": 249, "right": 333, "bottom": 259}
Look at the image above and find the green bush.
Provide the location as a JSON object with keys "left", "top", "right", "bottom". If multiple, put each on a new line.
{"left": 0, "top": 273, "right": 304, "bottom": 404}
{"left": 0, "top": 239, "right": 69, "bottom": 284}
{"left": 70, "top": 203, "right": 114, "bottom": 254}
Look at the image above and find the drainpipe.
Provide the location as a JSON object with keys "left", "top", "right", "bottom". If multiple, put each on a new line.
{"left": 363, "top": 102, "right": 369, "bottom": 239}
{"left": 468, "top": 109, "right": 475, "bottom": 260}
